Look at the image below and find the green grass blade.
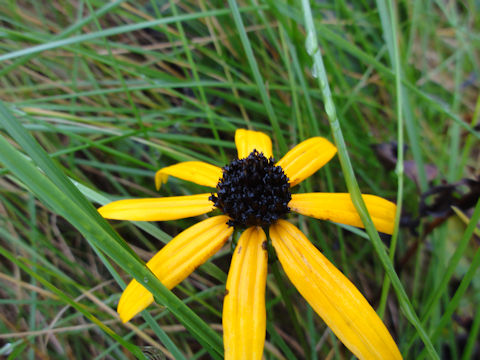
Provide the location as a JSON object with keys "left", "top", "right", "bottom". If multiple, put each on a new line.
{"left": 0, "top": 6, "right": 264, "bottom": 63}
{"left": 227, "top": 0, "right": 287, "bottom": 153}
{"left": 0, "top": 241, "right": 148, "bottom": 359}
{"left": 0, "top": 102, "right": 224, "bottom": 358}
{"left": 375, "top": 0, "right": 405, "bottom": 318}
{"left": 300, "top": 1, "right": 438, "bottom": 358}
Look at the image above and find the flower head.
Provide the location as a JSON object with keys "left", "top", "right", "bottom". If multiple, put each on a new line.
{"left": 98, "top": 129, "right": 402, "bottom": 359}
{"left": 210, "top": 149, "right": 291, "bottom": 228}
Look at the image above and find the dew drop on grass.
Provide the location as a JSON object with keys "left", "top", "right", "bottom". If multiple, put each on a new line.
{"left": 311, "top": 65, "right": 318, "bottom": 78}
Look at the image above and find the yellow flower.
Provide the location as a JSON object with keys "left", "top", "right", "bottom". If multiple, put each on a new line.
{"left": 98, "top": 129, "right": 402, "bottom": 360}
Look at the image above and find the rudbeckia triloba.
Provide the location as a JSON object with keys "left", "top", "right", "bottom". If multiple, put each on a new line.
{"left": 99, "top": 129, "right": 402, "bottom": 359}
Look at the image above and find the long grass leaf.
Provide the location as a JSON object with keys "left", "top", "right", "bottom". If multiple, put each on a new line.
{"left": 0, "top": 102, "right": 224, "bottom": 358}
{"left": 300, "top": 2, "right": 438, "bottom": 358}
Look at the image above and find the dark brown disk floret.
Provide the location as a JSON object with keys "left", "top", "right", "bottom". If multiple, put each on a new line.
{"left": 210, "top": 150, "right": 291, "bottom": 228}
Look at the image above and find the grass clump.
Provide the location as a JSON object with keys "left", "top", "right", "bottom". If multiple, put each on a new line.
{"left": 0, "top": 1, "right": 479, "bottom": 359}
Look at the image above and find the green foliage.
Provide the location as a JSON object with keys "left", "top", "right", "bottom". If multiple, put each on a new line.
{"left": 0, "top": 0, "right": 478, "bottom": 358}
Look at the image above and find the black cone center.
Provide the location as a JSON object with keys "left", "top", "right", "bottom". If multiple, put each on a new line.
{"left": 210, "top": 150, "right": 291, "bottom": 228}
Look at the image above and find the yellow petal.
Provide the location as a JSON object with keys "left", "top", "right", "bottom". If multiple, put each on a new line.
{"left": 276, "top": 137, "right": 337, "bottom": 187}
{"left": 270, "top": 220, "right": 402, "bottom": 360}
{"left": 155, "top": 161, "right": 223, "bottom": 190}
{"left": 118, "top": 215, "right": 233, "bottom": 322}
{"left": 98, "top": 194, "right": 215, "bottom": 221}
{"left": 223, "top": 226, "right": 268, "bottom": 360}
{"left": 290, "top": 193, "right": 396, "bottom": 234}
{"left": 235, "top": 129, "right": 273, "bottom": 159}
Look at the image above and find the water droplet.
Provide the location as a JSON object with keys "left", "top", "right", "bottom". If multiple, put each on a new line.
{"left": 143, "top": 277, "right": 148, "bottom": 284}
{"left": 311, "top": 65, "right": 318, "bottom": 78}
{"left": 305, "top": 31, "right": 317, "bottom": 55}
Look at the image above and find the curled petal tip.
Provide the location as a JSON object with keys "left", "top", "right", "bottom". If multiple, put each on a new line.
{"left": 155, "top": 171, "right": 169, "bottom": 190}
{"left": 116, "top": 277, "right": 155, "bottom": 323}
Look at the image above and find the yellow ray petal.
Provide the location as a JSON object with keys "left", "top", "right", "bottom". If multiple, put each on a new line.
{"left": 235, "top": 129, "right": 273, "bottom": 159}
{"left": 276, "top": 137, "right": 337, "bottom": 187}
{"left": 155, "top": 161, "right": 223, "bottom": 190}
{"left": 98, "top": 194, "right": 215, "bottom": 221}
{"left": 118, "top": 215, "right": 233, "bottom": 322}
{"left": 270, "top": 220, "right": 402, "bottom": 360}
{"left": 290, "top": 193, "right": 396, "bottom": 234}
{"left": 223, "top": 226, "right": 267, "bottom": 360}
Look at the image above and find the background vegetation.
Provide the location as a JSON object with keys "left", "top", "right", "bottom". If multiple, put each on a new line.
{"left": 0, "top": 0, "right": 479, "bottom": 359}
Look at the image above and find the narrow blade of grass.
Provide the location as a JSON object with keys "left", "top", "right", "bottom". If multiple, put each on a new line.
{"left": 300, "top": 1, "right": 438, "bottom": 358}
{"left": 0, "top": 101, "right": 224, "bottom": 359}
